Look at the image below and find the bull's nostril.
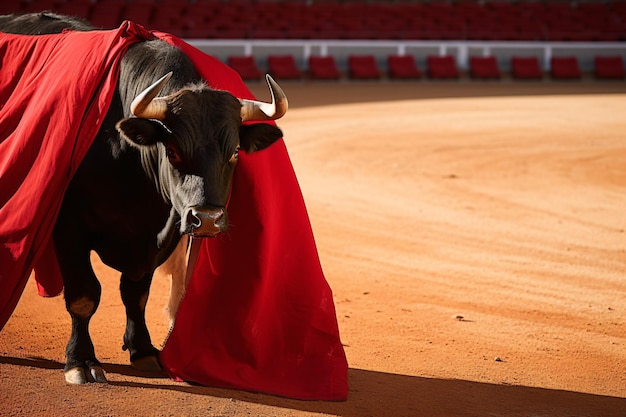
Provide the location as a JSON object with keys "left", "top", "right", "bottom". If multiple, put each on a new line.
{"left": 187, "top": 208, "right": 226, "bottom": 236}
{"left": 187, "top": 210, "right": 201, "bottom": 228}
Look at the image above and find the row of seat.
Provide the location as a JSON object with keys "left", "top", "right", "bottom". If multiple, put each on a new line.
{"left": 228, "top": 54, "right": 626, "bottom": 80}
{"left": 5, "top": 0, "right": 626, "bottom": 41}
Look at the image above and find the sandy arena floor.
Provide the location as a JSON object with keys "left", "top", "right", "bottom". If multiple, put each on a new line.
{"left": 1, "top": 80, "right": 625, "bottom": 416}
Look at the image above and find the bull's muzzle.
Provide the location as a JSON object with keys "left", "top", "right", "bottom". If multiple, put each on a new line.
{"left": 186, "top": 207, "right": 226, "bottom": 237}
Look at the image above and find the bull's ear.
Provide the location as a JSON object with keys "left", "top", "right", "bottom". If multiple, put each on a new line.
{"left": 239, "top": 123, "right": 283, "bottom": 153}
{"left": 116, "top": 118, "right": 166, "bottom": 147}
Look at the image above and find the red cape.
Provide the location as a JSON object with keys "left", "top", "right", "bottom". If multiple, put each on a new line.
{"left": 0, "top": 25, "right": 348, "bottom": 400}
{"left": 0, "top": 21, "right": 152, "bottom": 319}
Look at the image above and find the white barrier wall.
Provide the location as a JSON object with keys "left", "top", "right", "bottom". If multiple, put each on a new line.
{"left": 186, "top": 39, "right": 626, "bottom": 73}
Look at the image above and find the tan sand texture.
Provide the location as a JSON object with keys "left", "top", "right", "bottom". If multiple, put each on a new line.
{"left": 1, "top": 81, "right": 625, "bottom": 416}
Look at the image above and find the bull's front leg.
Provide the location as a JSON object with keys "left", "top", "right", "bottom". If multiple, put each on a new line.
{"left": 120, "top": 272, "right": 162, "bottom": 372}
{"left": 63, "top": 270, "right": 107, "bottom": 384}
{"left": 55, "top": 223, "right": 108, "bottom": 384}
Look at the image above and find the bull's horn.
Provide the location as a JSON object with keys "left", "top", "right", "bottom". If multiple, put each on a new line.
{"left": 130, "top": 72, "right": 172, "bottom": 120}
{"left": 240, "top": 74, "right": 288, "bottom": 122}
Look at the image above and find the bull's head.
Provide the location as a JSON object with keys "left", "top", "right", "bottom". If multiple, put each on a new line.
{"left": 115, "top": 73, "right": 287, "bottom": 238}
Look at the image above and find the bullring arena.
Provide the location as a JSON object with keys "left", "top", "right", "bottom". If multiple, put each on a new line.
{"left": 2, "top": 1, "right": 626, "bottom": 416}
{"left": 0, "top": 0, "right": 626, "bottom": 417}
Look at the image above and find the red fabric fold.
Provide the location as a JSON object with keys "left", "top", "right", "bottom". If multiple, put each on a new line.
{"left": 0, "top": 25, "right": 348, "bottom": 401}
{"left": 0, "top": 22, "right": 151, "bottom": 328}
{"left": 157, "top": 33, "right": 349, "bottom": 401}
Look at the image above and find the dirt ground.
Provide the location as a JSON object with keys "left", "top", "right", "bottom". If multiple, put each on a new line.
{"left": 1, "top": 80, "right": 626, "bottom": 416}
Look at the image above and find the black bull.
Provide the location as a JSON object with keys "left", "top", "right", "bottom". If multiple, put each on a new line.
{"left": 0, "top": 13, "right": 288, "bottom": 384}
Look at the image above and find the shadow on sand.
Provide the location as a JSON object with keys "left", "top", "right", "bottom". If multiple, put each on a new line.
{"left": 2, "top": 355, "right": 624, "bottom": 417}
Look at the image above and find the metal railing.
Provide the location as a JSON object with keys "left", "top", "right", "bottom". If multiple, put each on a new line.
{"left": 186, "top": 39, "right": 626, "bottom": 72}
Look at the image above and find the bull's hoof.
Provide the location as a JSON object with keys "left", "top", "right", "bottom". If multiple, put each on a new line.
{"left": 131, "top": 355, "right": 162, "bottom": 372}
{"left": 65, "top": 367, "right": 87, "bottom": 384}
{"left": 64, "top": 365, "right": 107, "bottom": 384}
{"left": 89, "top": 365, "right": 107, "bottom": 383}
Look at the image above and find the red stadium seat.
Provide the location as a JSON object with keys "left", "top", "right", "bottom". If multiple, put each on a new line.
{"left": 55, "top": 0, "right": 92, "bottom": 19}
{"left": 469, "top": 56, "right": 501, "bottom": 79}
{"left": 122, "top": 2, "right": 155, "bottom": 28}
{"left": 25, "top": 1, "right": 616, "bottom": 42}
{"left": 268, "top": 55, "right": 302, "bottom": 80}
{"left": 308, "top": 56, "right": 341, "bottom": 80}
{"left": 550, "top": 56, "right": 581, "bottom": 79}
{"left": 20, "top": 0, "right": 62, "bottom": 13}
{"left": 594, "top": 56, "right": 625, "bottom": 79}
{"left": 387, "top": 55, "right": 421, "bottom": 79}
{"left": 227, "top": 56, "right": 263, "bottom": 81}
{"left": 348, "top": 55, "right": 381, "bottom": 80}
{"left": 511, "top": 56, "right": 543, "bottom": 79}
{"left": 427, "top": 55, "right": 459, "bottom": 79}
{"left": 89, "top": 1, "right": 124, "bottom": 29}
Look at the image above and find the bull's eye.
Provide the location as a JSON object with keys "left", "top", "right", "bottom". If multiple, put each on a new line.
{"left": 166, "top": 144, "right": 183, "bottom": 165}
{"left": 229, "top": 146, "right": 240, "bottom": 164}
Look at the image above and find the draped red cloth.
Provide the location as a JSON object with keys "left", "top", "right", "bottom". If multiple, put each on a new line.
{"left": 0, "top": 24, "right": 348, "bottom": 400}
{"left": 157, "top": 33, "right": 348, "bottom": 401}
{"left": 0, "top": 21, "right": 152, "bottom": 324}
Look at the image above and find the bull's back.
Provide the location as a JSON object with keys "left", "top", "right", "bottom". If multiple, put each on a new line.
{"left": 0, "top": 12, "right": 94, "bottom": 34}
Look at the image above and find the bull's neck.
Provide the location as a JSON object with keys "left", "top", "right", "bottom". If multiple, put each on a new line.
{"left": 139, "top": 145, "right": 173, "bottom": 204}
{"left": 138, "top": 146, "right": 181, "bottom": 250}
